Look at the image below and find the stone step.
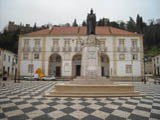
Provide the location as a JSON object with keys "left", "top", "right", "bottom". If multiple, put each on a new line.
{"left": 46, "top": 83, "right": 144, "bottom": 97}
{"left": 54, "top": 84, "right": 134, "bottom": 92}
{"left": 47, "top": 92, "right": 144, "bottom": 97}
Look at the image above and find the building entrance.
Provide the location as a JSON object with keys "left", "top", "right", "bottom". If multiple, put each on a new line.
{"left": 49, "top": 54, "right": 62, "bottom": 77}
{"left": 56, "top": 67, "right": 61, "bottom": 77}
{"left": 76, "top": 65, "right": 81, "bottom": 76}
{"left": 72, "top": 54, "right": 82, "bottom": 77}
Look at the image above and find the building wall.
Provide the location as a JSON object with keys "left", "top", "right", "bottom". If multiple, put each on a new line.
{"left": 152, "top": 55, "right": 160, "bottom": 76}
{"left": 19, "top": 35, "right": 143, "bottom": 80}
{"left": 0, "top": 49, "right": 17, "bottom": 77}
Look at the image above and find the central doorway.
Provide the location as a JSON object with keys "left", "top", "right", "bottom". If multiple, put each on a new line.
{"left": 56, "top": 66, "right": 61, "bottom": 77}
{"left": 101, "top": 67, "right": 104, "bottom": 76}
{"left": 76, "top": 65, "right": 81, "bottom": 76}
{"left": 72, "top": 54, "right": 82, "bottom": 77}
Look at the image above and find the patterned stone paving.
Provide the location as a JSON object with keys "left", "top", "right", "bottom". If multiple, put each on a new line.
{"left": 0, "top": 80, "right": 160, "bottom": 120}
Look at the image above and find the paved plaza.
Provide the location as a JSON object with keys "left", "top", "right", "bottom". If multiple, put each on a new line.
{"left": 0, "top": 80, "right": 160, "bottom": 120}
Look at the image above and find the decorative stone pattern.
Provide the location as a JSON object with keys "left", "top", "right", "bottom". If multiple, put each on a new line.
{"left": 0, "top": 81, "right": 160, "bottom": 120}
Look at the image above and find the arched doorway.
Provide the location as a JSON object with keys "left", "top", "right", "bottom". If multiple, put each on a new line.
{"left": 49, "top": 54, "right": 62, "bottom": 77}
{"left": 101, "top": 54, "right": 109, "bottom": 77}
{"left": 72, "top": 54, "right": 82, "bottom": 77}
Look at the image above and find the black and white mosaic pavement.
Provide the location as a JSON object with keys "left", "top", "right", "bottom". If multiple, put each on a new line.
{"left": 0, "top": 80, "right": 160, "bottom": 120}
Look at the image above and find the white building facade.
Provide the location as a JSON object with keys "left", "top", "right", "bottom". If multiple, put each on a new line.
{"left": 0, "top": 48, "right": 17, "bottom": 77}
{"left": 18, "top": 26, "right": 144, "bottom": 81}
{"left": 152, "top": 54, "right": 160, "bottom": 76}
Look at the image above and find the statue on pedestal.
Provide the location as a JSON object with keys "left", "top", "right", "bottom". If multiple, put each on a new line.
{"left": 87, "top": 9, "right": 96, "bottom": 35}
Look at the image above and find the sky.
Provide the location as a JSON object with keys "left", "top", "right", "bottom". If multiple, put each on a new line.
{"left": 0, "top": 0, "right": 159, "bottom": 31}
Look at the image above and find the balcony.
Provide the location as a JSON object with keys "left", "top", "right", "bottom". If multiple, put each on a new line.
{"left": 100, "top": 47, "right": 107, "bottom": 52}
{"left": 51, "top": 47, "right": 60, "bottom": 52}
{"left": 75, "top": 47, "right": 82, "bottom": 52}
{"left": 33, "top": 47, "right": 41, "bottom": 52}
{"left": 131, "top": 47, "right": 139, "bottom": 52}
{"left": 63, "top": 47, "right": 72, "bottom": 52}
{"left": 117, "top": 47, "right": 126, "bottom": 52}
{"left": 22, "top": 47, "right": 30, "bottom": 52}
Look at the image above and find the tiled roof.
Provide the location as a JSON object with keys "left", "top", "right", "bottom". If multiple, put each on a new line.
{"left": 26, "top": 29, "right": 50, "bottom": 35}
{"left": 24, "top": 26, "right": 136, "bottom": 36}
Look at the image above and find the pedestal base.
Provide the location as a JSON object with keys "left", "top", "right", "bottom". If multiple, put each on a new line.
{"left": 46, "top": 79, "right": 144, "bottom": 97}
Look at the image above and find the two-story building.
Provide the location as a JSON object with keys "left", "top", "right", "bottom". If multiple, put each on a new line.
{"left": 0, "top": 48, "right": 17, "bottom": 77}
{"left": 18, "top": 26, "right": 144, "bottom": 81}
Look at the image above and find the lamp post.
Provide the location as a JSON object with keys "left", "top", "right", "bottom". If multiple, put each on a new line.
{"left": 31, "top": 51, "right": 33, "bottom": 80}
{"left": 14, "top": 56, "right": 16, "bottom": 83}
{"left": 131, "top": 55, "right": 133, "bottom": 84}
{"left": 14, "top": 55, "right": 18, "bottom": 83}
{"left": 143, "top": 57, "right": 147, "bottom": 84}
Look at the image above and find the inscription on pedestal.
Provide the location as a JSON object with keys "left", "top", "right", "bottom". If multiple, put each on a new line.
{"left": 88, "top": 47, "right": 96, "bottom": 59}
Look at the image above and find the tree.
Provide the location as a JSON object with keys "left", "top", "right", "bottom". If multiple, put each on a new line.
{"left": 33, "top": 23, "right": 37, "bottom": 31}
{"left": 110, "top": 21, "right": 119, "bottom": 28}
{"left": 136, "top": 14, "right": 146, "bottom": 33}
{"left": 119, "top": 21, "right": 126, "bottom": 30}
{"left": 72, "top": 19, "right": 78, "bottom": 27}
{"left": 82, "top": 21, "right": 87, "bottom": 26}
{"left": 127, "top": 17, "right": 136, "bottom": 32}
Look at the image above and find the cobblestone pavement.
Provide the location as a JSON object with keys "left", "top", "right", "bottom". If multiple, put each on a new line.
{"left": 0, "top": 81, "right": 160, "bottom": 120}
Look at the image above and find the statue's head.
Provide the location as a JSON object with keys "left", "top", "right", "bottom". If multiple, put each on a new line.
{"left": 90, "top": 8, "right": 93, "bottom": 14}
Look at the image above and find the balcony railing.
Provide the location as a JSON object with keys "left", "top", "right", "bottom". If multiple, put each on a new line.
{"left": 22, "top": 47, "right": 30, "bottom": 52}
{"left": 33, "top": 47, "right": 41, "bottom": 52}
{"left": 100, "top": 47, "right": 107, "bottom": 52}
{"left": 131, "top": 47, "right": 139, "bottom": 52}
{"left": 51, "top": 47, "right": 60, "bottom": 52}
{"left": 63, "top": 47, "right": 72, "bottom": 52}
{"left": 75, "top": 47, "right": 82, "bottom": 52}
{"left": 117, "top": 47, "right": 127, "bottom": 52}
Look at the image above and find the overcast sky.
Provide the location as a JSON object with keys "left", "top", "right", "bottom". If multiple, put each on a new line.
{"left": 0, "top": 0, "right": 159, "bottom": 31}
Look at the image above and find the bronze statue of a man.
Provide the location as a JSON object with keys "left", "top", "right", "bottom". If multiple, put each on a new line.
{"left": 87, "top": 9, "right": 96, "bottom": 35}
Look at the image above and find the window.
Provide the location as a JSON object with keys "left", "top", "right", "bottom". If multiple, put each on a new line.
{"left": 12, "top": 58, "right": 14, "bottom": 64}
{"left": 34, "top": 39, "right": 40, "bottom": 47}
{"left": 34, "top": 53, "right": 39, "bottom": 60}
{"left": 56, "top": 56, "right": 61, "bottom": 62}
{"left": 64, "top": 40, "right": 70, "bottom": 47}
{"left": 8, "top": 56, "right": 10, "bottom": 62}
{"left": 24, "top": 39, "right": 29, "bottom": 47}
{"left": 157, "top": 57, "right": 159, "bottom": 64}
{"left": 28, "top": 64, "right": 33, "bottom": 73}
{"left": 23, "top": 53, "right": 28, "bottom": 60}
{"left": 119, "top": 39, "right": 125, "bottom": 47}
{"left": 100, "top": 40, "right": 105, "bottom": 47}
{"left": 53, "top": 40, "right": 58, "bottom": 46}
{"left": 76, "top": 40, "right": 81, "bottom": 47}
{"left": 126, "top": 65, "right": 132, "bottom": 73}
{"left": 132, "top": 39, "right": 137, "bottom": 48}
{"left": 3, "top": 54, "right": 6, "bottom": 61}
{"left": 132, "top": 54, "right": 138, "bottom": 60}
{"left": 119, "top": 54, "right": 125, "bottom": 60}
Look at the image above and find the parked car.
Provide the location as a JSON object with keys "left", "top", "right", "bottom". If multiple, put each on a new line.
{"left": 42, "top": 75, "right": 56, "bottom": 81}
{"left": 24, "top": 74, "right": 40, "bottom": 80}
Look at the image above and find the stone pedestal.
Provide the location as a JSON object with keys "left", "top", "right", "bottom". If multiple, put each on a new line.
{"left": 81, "top": 35, "right": 101, "bottom": 79}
